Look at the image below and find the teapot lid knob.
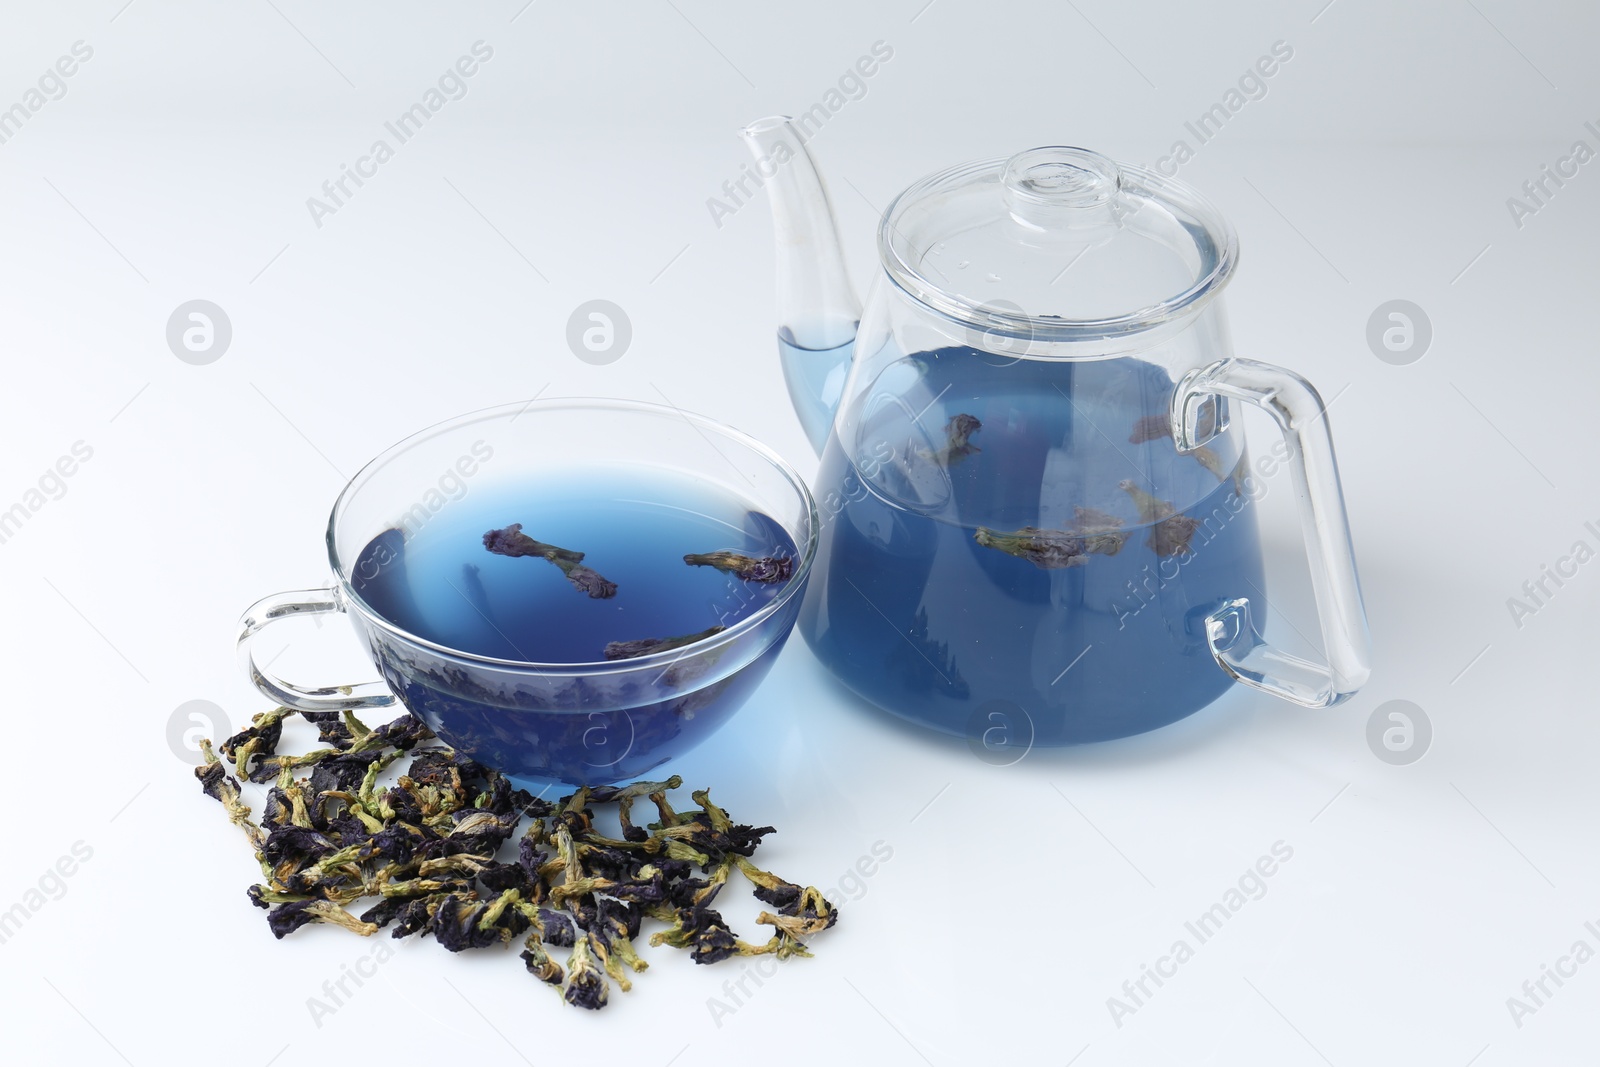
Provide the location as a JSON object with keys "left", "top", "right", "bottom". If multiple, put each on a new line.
{"left": 1001, "top": 147, "right": 1122, "bottom": 221}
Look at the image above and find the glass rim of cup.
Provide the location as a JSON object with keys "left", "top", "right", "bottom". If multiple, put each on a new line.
{"left": 324, "top": 396, "right": 820, "bottom": 673}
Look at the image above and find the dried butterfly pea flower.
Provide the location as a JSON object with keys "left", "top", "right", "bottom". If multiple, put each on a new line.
{"left": 221, "top": 706, "right": 291, "bottom": 779}
{"left": 920, "top": 412, "right": 983, "bottom": 465}
{"left": 516, "top": 905, "right": 566, "bottom": 985}
{"left": 483, "top": 523, "right": 618, "bottom": 599}
{"left": 734, "top": 856, "right": 838, "bottom": 959}
{"left": 1129, "top": 413, "right": 1171, "bottom": 444}
{"left": 425, "top": 891, "right": 529, "bottom": 953}
{"left": 301, "top": 710, "right": 356, "bottom": 750}
{"left": 646, "top": 893, "right": 741, "bottom": 965}
{"left": 356, "top": 895, "right": 413, "bottom": 929}
{"left": 756, "top": 885, "right": 837, "bottom": 945}
{"left": 562, "top": 934, "right": 610, "bottom": 1010}
{"left": 1067, "top": 506, "right": 1131, "bottom": 556}
{"left": 390, "top": 896, "right": 442, "bottom": 938}
{"left": 481, "top": 524, "right": 584, "bottom": 565}
{"left": 1130, "top": 411, "right": 1230, "bottom": 483}
{"left": 742, "top": 872, "right": 801, "bottom": 914}
{"left": 683, "top": 550, "right": 794, "bottom": 584}
{"left": 516, "top": 833, "right": 549, "bottom": 885}
{"left": 357, "top": 713, "right": 434, "bottom": 754}
{"left": 590, "top": 775, "right": 681, "bottom": 842}
{"left": 593, "top": 911, "right": 648, "bottom": 987}
{"left": 685, "top": 789, "right": 773, "bottom": 859}
{"left": 194, "top": 739, "right": 267, "bottom": 851}
{"left": 1119, "top": 479, "right": 1202, "bottom": 557}
{"left": 261, "top": 825, "right": 338, "bottom": 870}
{"left": 308, "top": 755, "right": 374, "bottom": 804}
{"left": 249, "top": 744, "right": 369, "bottom": 786}
{"left": 1131, "top": 404, "right": 1218, "bottom": 445}
{"left": 682, "top": 914, "right": 743, "bottom": 965}
{"left": 974, "top": 502, "right": 1139, "bottom": 569}
{"left": 474, "top": 861, "right": 534, "bottom": 897}
{"left": 645, "top": 895, "right": 774, "bottom": 965}
{"left": 1192, "top": 447, "right": 1227, "bottom": 481}
{"left": 602, "top": 625, "right": 726, "bottom": 662}
{"left": 402, "top": 749, "right": 469, "bottom": 795}
{"left": 519, "top": 943, "right": 566, "bottom": 985}
{"left": 973, "top": 526, "right": 1091, "bottom": 569}
{"left": 250, "top": 883, "right": 318, "bottom": 912}
{"left": 265, "top": 898, "right": 379, "bottom": 939}
{"left": 445, "top": 808, "right": 521, "bottom": 855}
{"left": 537, "top": 907, "right": 579, "bottom": 947}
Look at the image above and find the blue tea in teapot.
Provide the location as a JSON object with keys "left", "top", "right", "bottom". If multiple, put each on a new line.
{"left": 805, "top": 350, "right": 1266, "bottom": 745}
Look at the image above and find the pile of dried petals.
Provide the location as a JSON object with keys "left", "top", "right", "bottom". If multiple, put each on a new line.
{"left": 195, "top": 706, "right": 837, "bottom": 1009}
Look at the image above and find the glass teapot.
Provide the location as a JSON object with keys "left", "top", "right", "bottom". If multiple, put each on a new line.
{"left": 742, "top": 116, "right": 1369, "bottom": 746}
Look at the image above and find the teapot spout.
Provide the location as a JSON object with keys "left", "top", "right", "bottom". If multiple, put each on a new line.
{"left": 742, "top": 116, "right": 860, "bottom": 455}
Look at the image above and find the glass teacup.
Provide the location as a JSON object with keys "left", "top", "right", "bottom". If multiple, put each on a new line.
{"left": 238, "top": 398, "right": 817, "bottom": 787}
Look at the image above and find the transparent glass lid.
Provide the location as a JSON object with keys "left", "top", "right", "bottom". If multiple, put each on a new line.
{"left": 879, "top": 147, "right": 1238, "bottom": 344}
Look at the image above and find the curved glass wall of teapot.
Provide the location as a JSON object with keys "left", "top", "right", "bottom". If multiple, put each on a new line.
{"left": 829, "top": 279, "right": 1244, "bottom": 532}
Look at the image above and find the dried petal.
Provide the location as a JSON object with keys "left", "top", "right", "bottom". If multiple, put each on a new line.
{"left": 603, "top": 625, "right": 725, "bottom": 661}
{"left": 1067, "top": 506, "right": 1131, "bottom": 556}
{"left": 1119, "top": 480, "right": 1201, "bottom": 557}
{"left": 973, "top": 526, "right": 1090, "bottom": 569}
{"left": 683, "top": 550, "right": 794, "bottom": 584}
{"left": 562, "top": 935, "right": 609, "bottom": 1010}
{"left": 924, "top": 412, "right": 983, "bottom": 465}
{"left": 266, "top": 899, "right": 378, "bottom": 939}
{"left": 483, "top": 523, "right": 617, "bottom": 598}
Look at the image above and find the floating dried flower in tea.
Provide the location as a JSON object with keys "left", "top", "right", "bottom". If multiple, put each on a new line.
{"left": 922, "top": 412, "right": 983, "bottom": 465}
{"left": 1067, "top": 506, "right": 1131, "bottom": 556}
{"left": 1192, "top": 447, "right": 1227, "bottom": 482}
{"left": 194, "top": 708, "right": 837, "bottom": 1010}
{"left": 603, "top": 625, "right": 727, "bottom": 661}
{"left": 973, "top": 525, "right": 1093, "bottom": 569}
{"left": 1120, "top": 479, "right": 1202, "bottom": 557}
{"left": 683, "top": 550, "right": 794, "bottom": 584}
{"left": 483, "top": 523, "right": 618, "bottom": 599}
{"left": 1130, "top": 404, "right": 1220, "bottom": 445}
{"left": 1129, "top": 412, "right": 1171, "bottom": 445}
{"left": 1129, "top": 412, "right": 1228, "bottom": 483}
{"left": 973, "top": 506, "right": 1130, "bottom": 570}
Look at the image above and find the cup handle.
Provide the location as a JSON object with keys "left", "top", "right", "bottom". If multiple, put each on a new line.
{"left": 237, "top": 586, "right": 396, "bottom": 712}
{"left": 1173, "top": 358, "right": 1372, "bottom": 708}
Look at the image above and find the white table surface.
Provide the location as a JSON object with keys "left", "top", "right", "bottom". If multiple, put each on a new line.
{"left": 3, "top": 2, "right": 1596, "bottom": 1064}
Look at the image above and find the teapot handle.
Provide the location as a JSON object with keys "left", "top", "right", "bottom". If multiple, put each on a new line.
{"left": 1173, "top": 359, "right": 1371, "bottom": 708}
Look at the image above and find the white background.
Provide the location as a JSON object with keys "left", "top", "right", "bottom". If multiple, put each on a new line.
{"left": 2, "top": 1, "right": 1597, "bottom": 1063}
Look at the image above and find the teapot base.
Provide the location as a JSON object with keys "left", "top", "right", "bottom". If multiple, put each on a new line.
{"left": 801, "top": 623, "right": 1239, "bottom": 750}
{"left": 799, "top": 433, "right": 1266, "bottom": 749}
